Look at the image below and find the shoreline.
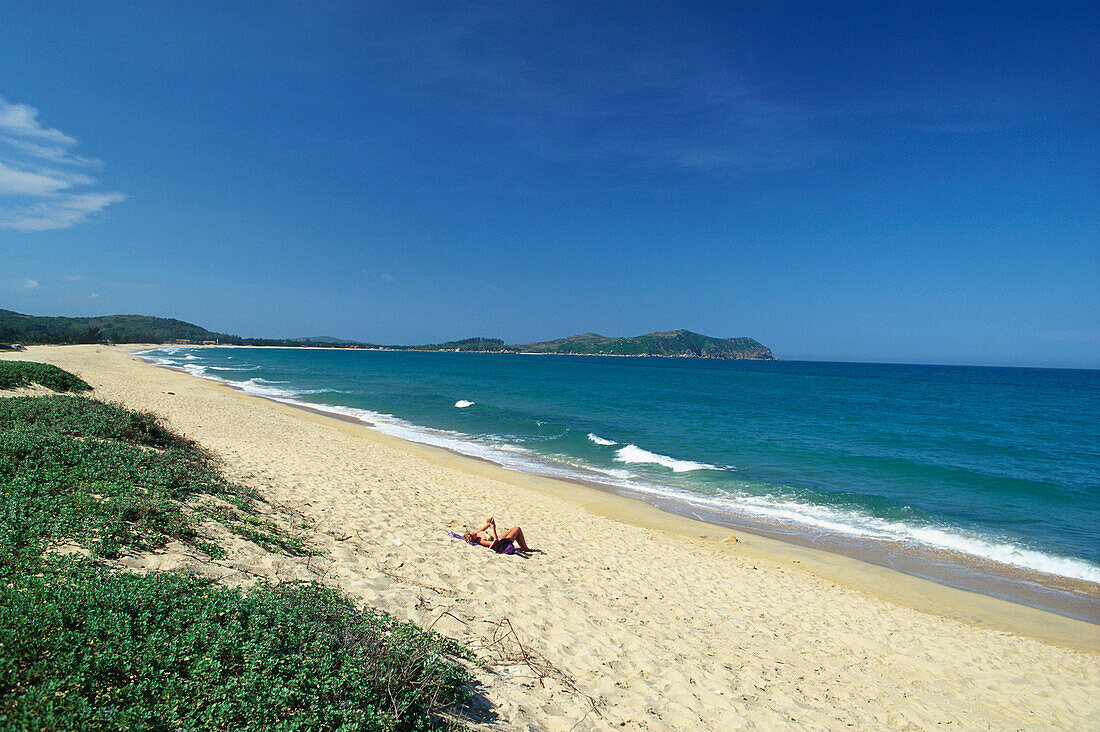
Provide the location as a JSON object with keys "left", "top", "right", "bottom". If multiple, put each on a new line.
{"left": 6, "top": 345, "right": 1099, "bottom": 729}
{"left": 188, "top": 343, "right": 779, "bottom": 360}
{"left": 138, "top": 346, "right": 1098, "bottom": 650}
{"left": 142, "top": 345, "right": 1100, "bottom": 626}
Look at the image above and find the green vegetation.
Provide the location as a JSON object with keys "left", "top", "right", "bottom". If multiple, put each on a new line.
{"left": 514, "top": 330, "right": 776, "bottom": 359}
{"left": 0, "top": 360, "right": 91, "bottom": 392}
{"left": 417, "top": 337, "right": 507, "bottom": 352}
{"left": 419, "top": 330, "right": 776, "bottom": 359}
{"left": 0, "top": 394, "right": 181, "bottom": 448}
{"left": 1, "top": 309, "right": 777, "bottom": 359}
{"left": 0, "top": 394, "right": 303, "bottom": 561}
{"left": 0, "top": 310, "right": 377, "bottom": 348}
{"left": 0, "top": 309, "right": 239, "bottom": 346}
{"left": 1, "top": 567, "right": 472, "bottom": 731}
{"left": 413, "top": 331, "right": 775, "bottom": 359}
{"left": 0, "top": 368, "right": 474, "bottom": 730}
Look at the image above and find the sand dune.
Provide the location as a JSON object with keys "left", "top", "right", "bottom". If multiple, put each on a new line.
{"left": 7, "top": 345, "right": 1098, "bottom": 730}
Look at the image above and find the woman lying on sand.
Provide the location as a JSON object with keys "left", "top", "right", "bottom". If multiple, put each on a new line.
{"left": 463, "top": 516, "right": 535, "bottom": 554}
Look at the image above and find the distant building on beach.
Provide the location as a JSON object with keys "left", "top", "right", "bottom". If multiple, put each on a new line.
{"left": 174, "top": 339, "right": 190, "bottom": 344}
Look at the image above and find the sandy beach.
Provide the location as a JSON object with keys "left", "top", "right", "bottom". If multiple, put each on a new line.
{"left": 5, "top": 345, "right": 1098, "bottom": 730}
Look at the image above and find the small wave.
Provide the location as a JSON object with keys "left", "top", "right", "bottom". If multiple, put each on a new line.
{"left": 237, "top": 378, "right": 301, "bottom": 399}
{"left": 587, "top": 433, "right": 617, "bottom": 446}
{"left": 455, "top": 400, "right": 474, "bottom": 408}
{"left": 207, "top": 366, "right": 260, "bottom": 372}
{"left": 614, "top": 444, "right": 719, "bottom": 472}
{"left": 159, "top": 362, "right": 212, "bottom": 379}
{"left": 183, "top": 354, "right": 200, "bottom": 361}
{"left": 671, "top": 490, "right": 1100, "bottom": 584}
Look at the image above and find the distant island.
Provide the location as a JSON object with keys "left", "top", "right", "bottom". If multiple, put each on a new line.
{"left": 415, "top": 331, "right": 776, "bottom": 359}
{"left": 0, "top": 310, "right": 776, "bottom": 360}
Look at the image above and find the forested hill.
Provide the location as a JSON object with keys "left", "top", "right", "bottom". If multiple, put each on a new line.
{"left": 0, "top": 311, "right": 776, "bottom": 359}
{"left": 0, "top": 310, "right": 237, "bottom": 345}
{"left": 0, "top": 310, "right": 357, "bottom": 347}
{"left": 418, "top": 330, "right": 777, "bottom": 359}
{"left": 514, "top": 330, "right": 776, "bottom": 359}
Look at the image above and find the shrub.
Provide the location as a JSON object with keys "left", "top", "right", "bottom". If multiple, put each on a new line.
{"left": 0, "top": 392, "right": 476, "bottom": 730}
{"left": 0, "top": 395, "right": 305, "bottom": 561}
{"left": 0, "top": 361, "right": 91, "bottom": 392}
{"left": 0, "top": 395, "right": 186, "bottom": 450}
{"left": 0, "top": 427, "right": 215, "bottom": 563}
{"left": 0, "top": 560, "right": 473, "bottom": 731}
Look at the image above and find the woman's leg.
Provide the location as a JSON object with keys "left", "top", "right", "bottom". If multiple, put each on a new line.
{"left": 502, "top": 526, "right": 531, "bottom": 551}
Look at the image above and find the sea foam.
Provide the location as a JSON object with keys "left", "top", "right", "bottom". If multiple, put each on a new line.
{"left": 614, "top": 444, "right": 718, "bottom": 472}
{"left": 455, "top": 400, "right": 474, "bottom": 408}
{"left": 587, "top": 433, "right": 617, "bottom": 446}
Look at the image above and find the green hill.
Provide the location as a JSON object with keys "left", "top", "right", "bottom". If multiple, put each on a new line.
{"left": 0, "top": 310, "right": 371, "bottom": 347}
{"left": 414, "top": 330, "right": 776, "bottom": 359}
{"left": 415, "top": 337, "right": 507, "bottom": 352}
{"left": 0, "top": 310, "right": 239, "bottom": 345}
{"left": 0, "top": 311, "right": 776, "bottom": 359}
{"left": 512, "top": 330, "right": 776, "bottom": 359}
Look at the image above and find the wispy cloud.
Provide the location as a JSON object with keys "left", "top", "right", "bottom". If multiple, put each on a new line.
{"left": 59, "top": 274, "right": 86, "bottom": 281}
{"left": 21, "top": 278, "right": 38, "bottom": 290}
{"left": 380, "top": 272, "right": 394, "bottom": 281}
{"left": 0, "top": 98, "right": 126, "bottom": 231}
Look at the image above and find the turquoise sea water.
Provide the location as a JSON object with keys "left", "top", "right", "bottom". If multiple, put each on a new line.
{"left": 140, "top": 347, "right": 1099, "bottom": 613}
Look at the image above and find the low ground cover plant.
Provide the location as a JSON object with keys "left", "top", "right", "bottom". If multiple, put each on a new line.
{"left": 0, "top": 360, "right": 91, "bottom": 392}
{"left": 0, "top": 394, "right": 297, "bottom": 561}
{"left": 0, "top": 364, "right": 474, "bottom": 731}
{"left": 1, "top": 562, "right": 473, "bottom": 731}
{"left": 0, "top": 394, "right": 185, "bottom": 449}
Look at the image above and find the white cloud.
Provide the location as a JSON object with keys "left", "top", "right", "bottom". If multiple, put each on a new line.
{"left": 380, "top": 272, "right": 394, "bottom": 281}
{"left": 0, "top": 160, "right": 94, "bottom": 196}
{"left": 0, "top": 98, "right": 126, "bottom": 231}
{"left": 0, "top": 102, "right": 76, "bottom": 146}
{"left": 21, "top": 278, "right": 38, "bottom": 290}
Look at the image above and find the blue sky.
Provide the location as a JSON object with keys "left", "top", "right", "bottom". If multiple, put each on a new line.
{"left": 0, "top": 1, "right": 1096, "bottom": 367}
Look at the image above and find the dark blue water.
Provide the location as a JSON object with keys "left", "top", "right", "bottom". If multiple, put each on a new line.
{"left": 141, "top": 347, "right": 1100, "bottom": 588}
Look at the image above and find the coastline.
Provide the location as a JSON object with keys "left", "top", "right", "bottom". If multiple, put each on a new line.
{"left": 166, "top": 351, "right": 1100, "bottom": 645}
{"left": 197, "top": 344, "right": 778, "bottom": 360}
{"left": 6, "top": 345, "right": 1099, "bottom": 729}
{"left": 147, "top": 344, "right": 1100, "bottom": 624}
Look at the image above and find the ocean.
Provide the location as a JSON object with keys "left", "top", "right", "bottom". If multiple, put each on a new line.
{"left": 138, "top": 346, "right": 1100, "bottom": 619}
